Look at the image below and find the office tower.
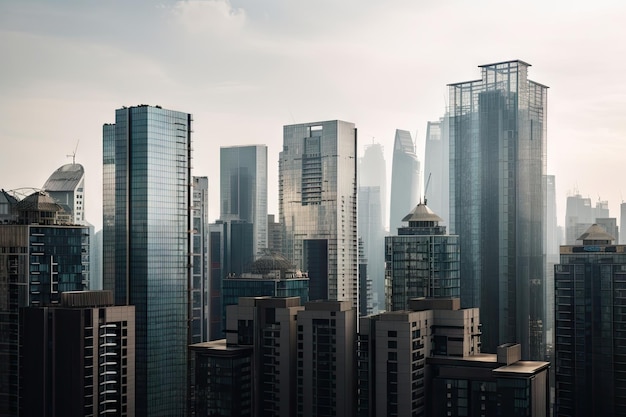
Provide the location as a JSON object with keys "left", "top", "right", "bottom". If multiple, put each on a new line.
{"left": 191, "top": 177, "right": 209, "bottom": 344}
{"left": 0, "top": 189, "right": 18, "bottom": 223}
{"left": 545, "top": 175, "right": 559, "bottom": 359}
{"left": 359, "top": 142, "right": 387, "bottom": 225}
{"left": 565, "top": 194, "right": 592, "bottom": 245}
{"left": 389, "top": 129, "right": 420, "bottom": 233}
{"left": 225, "top": 296, "right": 303, "bottom": 416}
{"left": 554, "top": 224, "right": 626, "bottom": 416}
{"left": 0, "top": 191, "right": 89, "bottom": 416}
{"left": 427, "top": 343, "right": 550, "bottom": 417}
{"left": 43, "top": 162, "right": 86, "bottom": 225}
{"left": 280, "top": 120, "right": 358, "bottom": 307}
{"left": 358, "top": 236, "right": 373, "bottom": 316}
{"left": 424, "top": 114, "right": 450, "bottom": 225}
{"left": 220, "top": 145, "right": 268, "bottom": 258}
{"left": 296, "top": 300, "right": 357, "bottom": 417}
{"left": 20, "top": 291, "right": 135, "bottom": 417}
{"left": 267, "top": 214, "right": 283, "bottom": 254}
{"left": 208, "top": 219, "right": 254, "bottom": 339}
{"left": 358, "top": 185, "right": 384, "bottom": 311}
{"left": 449, "top": 60, "right": 547, "bottom": 359}
{"left": 221, "top": 251, "right": 309, "bottom": 326}
{"left": 621, "top": 202, "right": 626, "bottom": 244}
{"left": 102, "top": 105, "right": 191, "bottom": 416}
{"left": 91, "top": 229, "right": 103, "bottom": 290}
{"left": 384, "top": 202, "right": 459, "bottom": 311}
{"left": 594, "top": 199, "right": 609, "bottom": 219}
{"left": 358, "top": 298, "right": 481, "bottom": 417}
{"left": 189, "top": 340, "right": 253, "bottom": 417}
{"left": 596, "top": 217, "right": 618, "bottom": 244}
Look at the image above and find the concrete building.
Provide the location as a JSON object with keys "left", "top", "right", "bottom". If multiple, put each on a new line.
{"left": 220, "top": 145, "right": 268, "bottom": 258}
{"left": 280, "top": 121, "right": 358, "bottom": 308}
{"left": 296, "top": 300, "right": 357, "bottom": 417}
{"left": 554, "top": 224, "right": 626, "bottom": 416}
{"left": 449, "top": 60, "right": 547, "bottom": 359}
{"left": 20, "top": 291, "right": 135, "bottom": 417}
{"left": 385, "top": 202, "right": 459, "bottom": 311}
{"left": 0, "top": 192, "right": 89, "bottom": 415}
{"left": 389, "top": 129, "right": 420, "bottom": 233}
{"left": 102, "top": 105, "right": 191, "bottom": 415}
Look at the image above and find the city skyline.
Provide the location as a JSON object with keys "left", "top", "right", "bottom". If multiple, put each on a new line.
{"left": 1, "top": 1, "right": 625, "bottom": 232}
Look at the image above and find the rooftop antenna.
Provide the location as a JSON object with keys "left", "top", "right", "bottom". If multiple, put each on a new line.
{"left": 67, "top": 140, "right": 79, "bottom": 164}
{"left": 423, "top": 172, "right": 431, "bottom": 205}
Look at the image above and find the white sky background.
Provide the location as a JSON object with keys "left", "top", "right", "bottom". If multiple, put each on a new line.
{"left": 1, "top": 0, "right": 625, "bottom": 232}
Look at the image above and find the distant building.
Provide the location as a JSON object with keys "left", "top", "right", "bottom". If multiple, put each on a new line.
{"left": 192, "top": 176, "right": 210, "bottom": 343}
{"left": 359, "top": 142, "right": 387, "bottom": 226}
{"left": 554, "top": 224, "right": 626, "bottom": 416}
{"left": 20, "top": 291, "right": 135, "bottom": 417}
{"left": 0, "top": 192, "right": 89, "bottom": 416}
{"left": 385, "top": 202, "right": 459, "bottom": 311}
{"left": 280, "top": 120, "right": 358, "bottom": 307}
{"left": 449, "top": 60, "right": 547, "bottom": 359}
{"left": 358, "top": 185, "right": 384, "bottom": 312}
{"left": 424, "top": 115, "right": 450, "bottom": 225}
{"left": 621, "top": 202, "right": 626, "bottom": 244}
{"left": 0, "top": 189, "right": 18, "bottom": 224}
{"left": 267, "top": 214, "right": 282, "bottom": 254}
{"left": 220, "top": 145, "right": 268, "bottom": 258}
{"left": 102, "top": 105, "right": 191, "bottom": 415}
{"left": 596, "top": 217, "right": 619, "bottom": 244}
{"left": 43, "top": 163, "right": 86, "bottom": 225}
{"left": 358, "top": 236, "right": 373, "bottom": 316}
{"left": 389, "top": 129, "right": 420, "bottom": 233}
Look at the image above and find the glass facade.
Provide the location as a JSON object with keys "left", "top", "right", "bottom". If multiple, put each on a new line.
{"left": 389, "top": 130, "right": 420, "bottom": 233}
{"left": 358, "top": 186, "right": 384, "bottom": 313}
{"left": 280, "top": 121, "right": 358, "bottom": 307}
{"left": 555, "top": 244, "right": 626, "bottom": 416}
{"left": 192, "top": 176, "right": 209, "bottom": 344}
{"left": 102, "top": 105, "right": 191, "bottom": 416}
{"left": 220, "top": 145, "right": 268, "bottom": 258}
{"left": 424, "top": 114, "right": 450, "bottom": 226}
{"left": 449, "top": 60, "right": 547, "bottom": 359}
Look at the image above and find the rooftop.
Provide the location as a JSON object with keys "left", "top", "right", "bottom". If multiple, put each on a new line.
{"left": 43, "top": 163, "right": 85, "bottom": 192}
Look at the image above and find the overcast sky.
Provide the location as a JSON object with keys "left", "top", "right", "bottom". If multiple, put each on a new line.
{"left": 1, "top": 0, "right": 625, "bottom": 231}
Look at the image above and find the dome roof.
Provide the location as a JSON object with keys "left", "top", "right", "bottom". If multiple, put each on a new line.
{"left": 16, "top": 191, "right": 63, "bottom": 213}
{"left": 250, "top": 251, "right": 296, "bottom": 275}
{"left": 401, "top": 202, "right": 443, "bottom": 223}
{"left": 43, "top": 163, "right": 85, "bottom": 192}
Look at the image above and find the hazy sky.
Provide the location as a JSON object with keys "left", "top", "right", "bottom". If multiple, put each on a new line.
{"left": 1, "top": 0, "right": 625, "bottom": 231}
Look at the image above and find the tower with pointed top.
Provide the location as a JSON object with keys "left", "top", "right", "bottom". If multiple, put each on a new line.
{"left": 389, "top": 130, "right": 420, "bottom": 233}
{"left": 384, "top": 202, "right": 460, "bottom": 311}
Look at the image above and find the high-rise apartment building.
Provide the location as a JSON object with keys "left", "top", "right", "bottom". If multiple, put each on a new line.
{"left": 191, "top": 176, "right": 209, "bottom": 344}
{"left": 102, "top": 105, "right": 191, "bottom": 416}
{"left": 358, "top": 185, "right": 384, "bottom": 311}
{"left": 449, "top": 60, "right": 547, "bottom": 359}
{"left": 424, "top": 115, "right": 450, "bottom": 225}
{"left": 220, "top": 145, "right": 268, "bottom": 258}
{"left": 554, "top": 224, "right": 626, "bottom": 416}
{"left": 43, "top": 163, "right": 86, "bottom": 225}
{"left": 0, "top": 191, "right": 89, "bottom": 415}
{"left": 389, "top": 129, "right": 420, "bottom": 233}
{"left": 280, "top": 121, "right": 358, "bottom": 307}
{"left": 20, "top": 291, "right": 135, "bottom": 417}
{"left": 385, "top": 203, "right": 459, "bottom": 311}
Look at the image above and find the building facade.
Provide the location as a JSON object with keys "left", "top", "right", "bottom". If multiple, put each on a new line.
{"left": 20, "top": 291, "right": 135, "bottom": 417}
{"left": 220, "top": 145, "right": 268, "bottom": 258}
{"left": 385, "top": 203, "right": 459, "bottom": 311}
{"left": 191, "top": 176, "right": 210, "bottom": 344}
{"left": 424, "top": 115, "right": 450, "bottom": 226}
{"left": 389, "top": 129, "right": 420, "bottom": 233}
{"left": 43, "top": 163, "right": 86, "bottom": 225}
{"left": 102, "top": 105, "right": 191, "bottom": 415}
{"left": 358, "top": 185, "right": 384, "bottom": 313}
{"left": 449, "top": 60, "right": 547, "bottom": 359}
{"left": 280, "top": 120, "right": 358, "bottom": 307}
{"left": 554, "top": 224, "right": 626, "bottom": 416}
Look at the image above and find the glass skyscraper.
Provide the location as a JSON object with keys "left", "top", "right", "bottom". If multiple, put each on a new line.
{"left": 449, "top": 60, "right": 547, "bottom": 359}
{"left": 389, "top": 129, "right": 420, "bottom": 233}
{"left": 424, "top": 114, "right": 450, "bottom": 226}
{"left": 192, "top": 176, "right": 209, "bottom": 344}
{"left": 102, "top": 105, "right": 191, "bottom": 416}
{"left": 280, "top": 120, "right": 358, "bottom": 307}
{"left": 220, "top": 145, "right": 268, "bottom": 258}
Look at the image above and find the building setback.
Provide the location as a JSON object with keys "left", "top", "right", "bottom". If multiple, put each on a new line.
{"left": 554, "top": 224, "right": 626, "bottom": 416}
{"left": 280, "top": 120, "right": 358, "bottom": 308}
{"left": 20, "top": 291, "right": 135, "bottom": 417}
{"left": 449, "top": 60, "right": 547, "bottom": 359}
{"left": 102, "top": 105, "right": 191, "bottom": 415}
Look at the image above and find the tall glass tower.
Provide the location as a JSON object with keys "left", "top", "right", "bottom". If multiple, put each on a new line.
{"left": 424, "top": 114, "right": 450, "bottom": 225}
{"left": 389, "top": 129, "right": 420, "bottom": 233}
{"left": 280, "top": 120, "right": 358, "bottom": 308}
{"left": 449, "top": 60, "right": 547, "bottom": 359}
{"left": 220, "top": 145, "right": 268, "bottom": 258}
{"left": 102, "top": 105, "right": 191, "bottom": 416}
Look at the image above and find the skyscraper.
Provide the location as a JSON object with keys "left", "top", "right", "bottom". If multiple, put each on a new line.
{"left": 358, "top": 185, "right": 384, "bottom": 311}
{"left": 449, "top": 60, "right": 547, "bottom": 359}
{"left": 384, "top": 202, "right": 459, "bottom": 312}
{"left": 280, "top": 120, "right": 358, "bottom": 307}
{"left": 220, "top": 145, "right": 268, "bottom": 258}
{"left": 102, "top": 104, "right": 191, "bottom": 415}
{"left": 359, "top": 142, "right": 387, "bottom": 228}
{"left": 424, "top": 114, "right": 450, "bottom": 225}
{"left": 554, "top": 224, "right": 626, "bottom": 416}
{"left": 389, "top": 129, "right": 420, "bottom": 233}
{"left": 191, "top": 176, "right": 209, "bottom": 344}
